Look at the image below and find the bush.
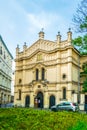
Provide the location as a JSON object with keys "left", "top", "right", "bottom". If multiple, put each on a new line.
{"left": 0, "top": 108, "right": 87, "bottom": 130}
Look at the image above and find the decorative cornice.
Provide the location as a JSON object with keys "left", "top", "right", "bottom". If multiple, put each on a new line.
{"left": 15, "top": 44, "right": 78, "bottom": 62}
{"left": 15, "top": 58, "right": 80, "bottom": 71}
{"left": 15, "top": 80, "right": 79, "bottom": 87}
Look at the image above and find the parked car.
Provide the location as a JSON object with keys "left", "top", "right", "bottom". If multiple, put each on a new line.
{"left": 6, "top": 103, "right": 14, "bottom": 108}
{"left": 1, "top": 103, "right": 14, "bottom": 108}
{"left": 51, "top": 102, "right": 79, "bottom": 112}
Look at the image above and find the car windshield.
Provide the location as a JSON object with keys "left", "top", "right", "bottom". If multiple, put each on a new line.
{"left": 57, "top": 102, "right": 70, "bottom": 107}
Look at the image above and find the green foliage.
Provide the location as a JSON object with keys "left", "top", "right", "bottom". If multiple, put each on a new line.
{"left": 72, "top": 36, "right": 82, "bottom": 46}
{"left": 70, "top": 121, "right": 87, "bottom": 130}
{"left": 81, "top": 63, "right": 87, "bottom": 92}
{"left": 82, "top": 63, "right": 87, "bottom": 72}
{"left": 72, "top": 34, "right": 87, "bottom": 54}
{"left": 0, "top": 108, "right": 87, "bottom": 130}
{"left": 80, "top": 16, "right": 87, "bottom": 30}
{"left": 73, "top": 0, "right": 87, "bottom": 33}
{"left": 83, "top": 78, "right": 87, "bottom": 92}
{"left": 72, "top": 0, "right": 87, "bottom": 54}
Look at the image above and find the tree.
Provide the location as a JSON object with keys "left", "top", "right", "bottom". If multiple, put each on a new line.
{"left": 72, "top": 0, "right": 87, "bottom": 54}
{"left": 81, "top": 62, "right": 87, "bottom": 92}
{"left": 82, "top": 63, "right": 87, "bottom": 73}
{"left": 73, "top": 0, "right": 87, "bottom": 33}
{"left": 83, "top": 78, "right": 87, "bottom": 92}
{"left": 72, "top": 35, "right": 87, "bottom": 54}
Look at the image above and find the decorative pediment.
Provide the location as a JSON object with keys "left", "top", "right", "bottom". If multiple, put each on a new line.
{"left": 33, "top": 62, "right": 46, "bottom": 70}
{"left": 25, "top": 39, "right": 56, "bottom": 58}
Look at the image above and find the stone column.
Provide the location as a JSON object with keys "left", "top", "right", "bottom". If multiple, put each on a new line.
{"left": 23, "top": 60, "right": 26, "bottom": 86}
{"left": 39, "top": 69, "right": 41, "bottom": 80}
{"left": 67, "top": 48, "right": 72, "bottom": 101}
{"left": 72, "top": 93, "right": 77, "bottom": 103}
{"left": 44, "top": 90, "right": 49, "bottom": 108}
{"left": 67, "top": 89, "right": 72, "bottom": 102}
{"left": 68, "top": 63, "right": 72, "bottom": 82}
{"left": 21, "top": 93, "right": 25, "bottom": 107}
{"left": 56, "top": 51, "right": 61, "bottom": 83}
{"left": 80, "top": 94, "right": 85, "bottom": 104}
{"left": 33, "top": 70, "right": 35, "bottom": 81}
{"left": 30, "top": 92, "right": 34, "bottom": 107}
{"left": 45, "top": 69, "right": 47, "bottom": 80}
{"left": 56, "top": 89, "right": 61, "bottom": 104}
{"left": 68, "top": 49, "right": 72, "bottom": 82}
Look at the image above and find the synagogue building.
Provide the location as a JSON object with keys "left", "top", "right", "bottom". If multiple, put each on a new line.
{"left": 14, "top": 29, "right": 87, "bottom": 109}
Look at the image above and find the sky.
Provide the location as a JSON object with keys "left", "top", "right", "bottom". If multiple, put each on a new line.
{"left": 0, "top": 0, "right": 82, "bottom": 59}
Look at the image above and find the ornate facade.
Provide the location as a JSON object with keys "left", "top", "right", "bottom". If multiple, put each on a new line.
{"left": 14, "top": 29, "right": 87, "bottom": 108}
{"left": 0, "top": 35, "right": 13, "bottom": 105}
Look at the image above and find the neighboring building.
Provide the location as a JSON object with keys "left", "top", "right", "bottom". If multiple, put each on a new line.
{"left": 14, "top": 29, "right": 87, "bottom": 109}
{"left": 0, "top": 35, "right": 13, "bottom": 105}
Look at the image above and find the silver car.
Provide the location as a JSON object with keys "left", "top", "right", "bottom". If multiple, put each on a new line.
{"left": 51, "top": 102, "right": 79, "bottom": 112}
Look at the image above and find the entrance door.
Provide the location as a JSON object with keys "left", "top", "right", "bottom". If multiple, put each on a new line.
{"left": 25, "top": 95, "right": 30, "bottom": 107}
{"left": 37, "top": 92, "right": 43, "bottom": 108}
{"left": 49, "top": 95, "right": 55, "bottom": 108}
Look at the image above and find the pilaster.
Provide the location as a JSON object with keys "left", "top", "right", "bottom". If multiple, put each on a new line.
{"left": 44, "top": 91, "right": 49, "bottom": 108}
{"left": 30, "top": 92, "right": 34, "bottom": 107}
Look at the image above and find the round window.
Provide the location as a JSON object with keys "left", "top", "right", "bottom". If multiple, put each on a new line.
{"left": 62, "top": 74, "right": 66, "bottom": 79}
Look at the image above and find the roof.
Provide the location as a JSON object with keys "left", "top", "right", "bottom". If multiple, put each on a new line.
{"left": 0, "top": 35, "right": 13, "bottom": 59}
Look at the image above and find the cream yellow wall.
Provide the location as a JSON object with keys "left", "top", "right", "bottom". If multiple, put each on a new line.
{"left": 72, "top": 65, "right": 78, "bottom": 82}
{"left": 61, "top": 64, "right": 68, "bottom": 82}
{"left": 25, "top": 70, "right": 33, "bottom": 83}
{"left": 47, "top": 67, "right": 57, "bottom": 82}
{"left": 72, "top": 51, "right": 79, "bottom": 61}
{"left": 15, "top": 71, "right": 23, "bottom": 85}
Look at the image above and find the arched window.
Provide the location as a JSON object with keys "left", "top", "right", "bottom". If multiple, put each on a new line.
{"left": 42, "top": 68, "right": 45, "bottom": 80}
{"left": 49, "top": 95, "right": 55, "bottom": 108}
{"left": 25, "top": 95, "right": 30, "bottom": 107}
{"left": 19, "top": 89, "right": 21, "bottom": 100}
{"left": 36, "top": 69, "right": 39, "bottom": 80}
{"left": 63, "top": 88, "right": 66, "bottom": 99}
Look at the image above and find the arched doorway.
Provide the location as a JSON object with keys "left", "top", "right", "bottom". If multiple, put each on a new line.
{"left": 37, "top": 92, "right": 43, "bottom": 108}
{"left": 49, "top": 95, "right": 55, "bottom": 108}
{"left": 25, "top": 95, "right": 30, "bottom": 107}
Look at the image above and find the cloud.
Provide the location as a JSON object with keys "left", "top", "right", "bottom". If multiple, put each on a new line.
{"left": 27, "top": 11, "right": 66, "bottom": 32}
{"left": 26, "top": 11, "right": 70, "bottom": 41}
{"left": 0, "top": 0, "right": 80, "bottom": 58}
{"left": 27, "top": 12, "right": 52, "bottom": 31}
